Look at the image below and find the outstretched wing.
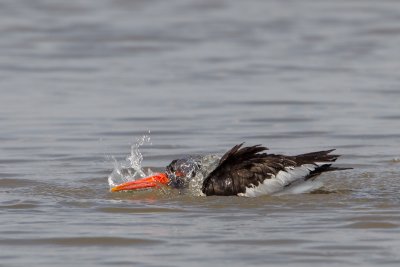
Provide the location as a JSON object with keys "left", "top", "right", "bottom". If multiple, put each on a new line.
{"left": 201, "top": 144, "right": 342, "bottom": 196}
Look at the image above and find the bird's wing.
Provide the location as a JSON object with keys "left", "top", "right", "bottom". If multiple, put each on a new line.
{"left": 202, "top": 144, "right": 341, "bottom": 196}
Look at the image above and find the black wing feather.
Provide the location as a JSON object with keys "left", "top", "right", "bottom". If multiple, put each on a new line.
{"left": 202, "top": 144, "right": 346, "bottom": 196}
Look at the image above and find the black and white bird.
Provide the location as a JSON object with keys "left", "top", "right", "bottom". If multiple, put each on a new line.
{"left": 111, "top": 143, "right": 349, "bottom": 197}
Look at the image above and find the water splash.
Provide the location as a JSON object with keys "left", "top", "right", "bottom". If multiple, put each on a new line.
{"left": 108, "top": 135, "right": 153, "bottom": 188}
{"left": 187, "top": 154, "right": 220, "bottom": 196}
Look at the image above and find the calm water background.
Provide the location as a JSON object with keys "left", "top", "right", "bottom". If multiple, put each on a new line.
{"left": 1, "top": 0, "right": 400, "bottom": 266}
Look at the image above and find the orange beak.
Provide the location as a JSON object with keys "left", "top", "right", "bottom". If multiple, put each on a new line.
{"left": 110, "top": 173, "right": 170, "bottom": 192}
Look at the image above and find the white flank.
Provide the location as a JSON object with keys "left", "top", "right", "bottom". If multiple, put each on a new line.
{"left": 238, "top": 164, "right": 317, "bottom": 197}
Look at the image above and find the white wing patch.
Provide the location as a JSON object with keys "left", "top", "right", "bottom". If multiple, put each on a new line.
{"left": 238, "top": 164, "right": 317, "bottom": 197}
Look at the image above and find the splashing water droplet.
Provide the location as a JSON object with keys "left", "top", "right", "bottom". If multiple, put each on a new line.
{"left": 188, "top": 154, "right": 220, "bottom": 196}
{"left": 108, "top": 134, "right": 152, "bottom": 188}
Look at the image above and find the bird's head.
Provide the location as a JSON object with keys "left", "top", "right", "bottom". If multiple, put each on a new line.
{"left": 110, "top": 157, "right": 200, "bottom": 192}
{"left": 165, "top": 158, "right": 200, "bottom": 188}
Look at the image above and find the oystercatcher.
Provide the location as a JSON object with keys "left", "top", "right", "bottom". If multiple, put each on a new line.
{"left": 111, "top": 143, "right": 349, "bottom": 197}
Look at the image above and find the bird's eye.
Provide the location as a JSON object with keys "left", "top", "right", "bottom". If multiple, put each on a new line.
{"left": 175, "top": 171, "right": 184, "bottom": 177}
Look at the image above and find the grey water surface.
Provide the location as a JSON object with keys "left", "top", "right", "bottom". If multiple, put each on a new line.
{"left": 1, "top": 0, "right": 400, "bottom": 266}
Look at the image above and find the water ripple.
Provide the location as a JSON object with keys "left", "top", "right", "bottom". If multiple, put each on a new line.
{"left": 343, "top": 222, "right": 398, "bottom": 229}
{"left": 0, "top": 237, "right": 162, "bottom": 246}
{"left": 0, "top": 178, "right": 36, "bottom": 188}
{"left": 97, "top": 206, "right": 185, "bottom": 214}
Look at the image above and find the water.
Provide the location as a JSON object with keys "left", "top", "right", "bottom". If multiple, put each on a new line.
{"left": 107, "top": 134, "right": 153, "bottom": 188}
{"left": 1, "top": 0, "right": 400, "bottom": 266}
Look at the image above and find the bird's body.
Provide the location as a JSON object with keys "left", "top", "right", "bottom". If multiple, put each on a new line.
{"left": 111, "top": 143, "right": 349, "bottom": 197}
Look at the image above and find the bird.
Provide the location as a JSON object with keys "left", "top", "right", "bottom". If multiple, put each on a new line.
{"left": 110, "top": 143, "right": 350, "bottom": 197}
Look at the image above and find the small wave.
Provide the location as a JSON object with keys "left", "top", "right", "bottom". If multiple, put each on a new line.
{"left": 97, "top": 207, "right": 185, "bottom": 214}
{"left": 0, "top": 178, "right": 37, "bottom": 188}
{"left": 390, "top": 157, "right": 400, "bottom": 163}
{"left": 0, "top": 237, "right": 162, "bottom": 246}
{"left": 0, "top": 201, "right": 39, "bottom": 209}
